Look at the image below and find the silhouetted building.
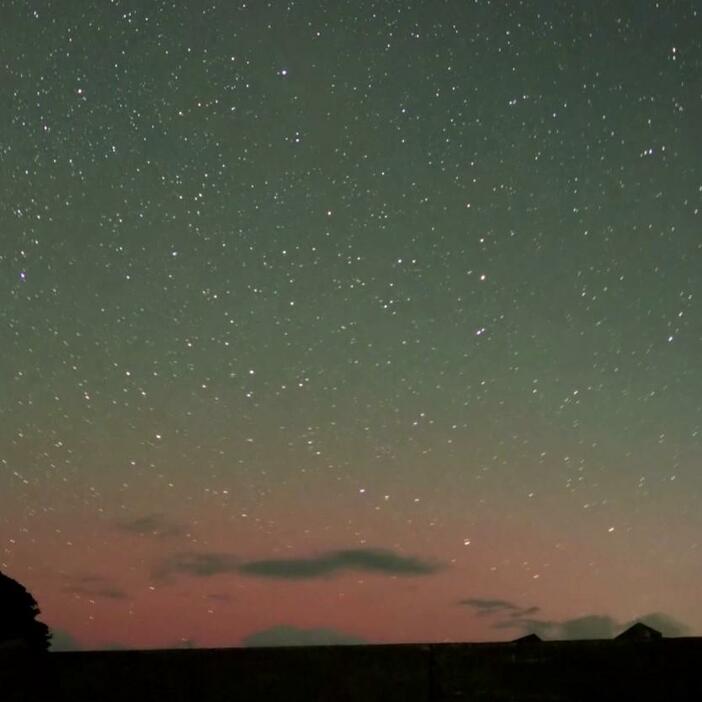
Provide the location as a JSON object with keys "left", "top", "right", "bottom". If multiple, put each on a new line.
{"left": 615, "top": 622, "right": 663, "bottom": 641}
{"left": 513, "top": 633, "right": 542, "bottom": 644}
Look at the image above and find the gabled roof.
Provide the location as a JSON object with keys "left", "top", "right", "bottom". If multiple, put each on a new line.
{"left": 513, "top": 633, "right": 542, "bottom": 644}
{"left": 615, "top": 622, "right": 663, "bottom": 641}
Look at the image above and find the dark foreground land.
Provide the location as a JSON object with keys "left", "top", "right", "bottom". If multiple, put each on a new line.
{"left": 3, "top": 636, "right": 702, "bottom": 701}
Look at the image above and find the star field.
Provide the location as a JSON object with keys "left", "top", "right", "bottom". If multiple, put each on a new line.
{"left": 1, "top": 0, "right": 701, "bottom": 649}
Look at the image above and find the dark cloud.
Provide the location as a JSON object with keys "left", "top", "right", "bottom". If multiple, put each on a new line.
{"left": 461, "top": 595, "right": 689, "bottom": 641}
{"left": 64, "top": 575, "right": 128, "bottom": 600}
{"left": 50, "top": 629, "right": 81, "bottom": 651}
{"left": 239, "top": 548, "right": 442, "bottom": 579}
{"left": 71, "top": 585, "right": 127, "bottom": 600}
{"left": 51, "top": 626, "right": 129, "bottom": 652}
{"left": 623, "top": 613, "right": 690, "bottom": 637}
{"left": 115, "top": 514, "right": 186, "bottom": 538}
{"left": 502, "top": 614, "right": 618, "bottom": 641}
{"left": 458, "top": 597, "right": 520, "bottom": 611}
{"left": 499, "top": 611, "right": 689, "bottom": 640}
{"left": 157, "top": 548, "right": 442, "bottom": 580}
{"left": 242, "top": 625, "right": 367, "bottom": 647}
{"left": 156, "top": 552, "right": 240, "bottom": 579}
{"left": 511, "top": 605, "right": 540, "bottom": 618}
{"left": 458, "top": 597, "right": 540, "bottom": 618}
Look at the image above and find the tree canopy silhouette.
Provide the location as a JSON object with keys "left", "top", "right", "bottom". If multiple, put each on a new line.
{"left": 0, "top": 570, "right": 51, "bottom": 652}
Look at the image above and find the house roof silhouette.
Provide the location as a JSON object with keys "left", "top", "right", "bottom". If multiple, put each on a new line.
{"left": 615, "top": 622, "right": 663, "bottom": 641}
{"left": 513, "top": 633, "right": 542, "bottom": 644}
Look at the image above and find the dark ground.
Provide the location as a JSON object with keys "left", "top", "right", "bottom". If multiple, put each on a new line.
{"left": 2, "top": 637, "right": 702, "bottom": 701}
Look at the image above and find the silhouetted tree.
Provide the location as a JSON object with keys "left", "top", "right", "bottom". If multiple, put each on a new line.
{"left": 0, "top": 570, "right": 51, "bottom": 652}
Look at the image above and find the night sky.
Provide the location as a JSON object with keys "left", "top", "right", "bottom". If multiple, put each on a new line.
{"left": 2, "top": 0, "right": 701, "bottom": 651}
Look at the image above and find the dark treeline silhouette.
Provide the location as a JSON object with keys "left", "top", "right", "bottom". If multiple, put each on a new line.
{"left": 0, "top": 570, "right": 51, "bottom": 652}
